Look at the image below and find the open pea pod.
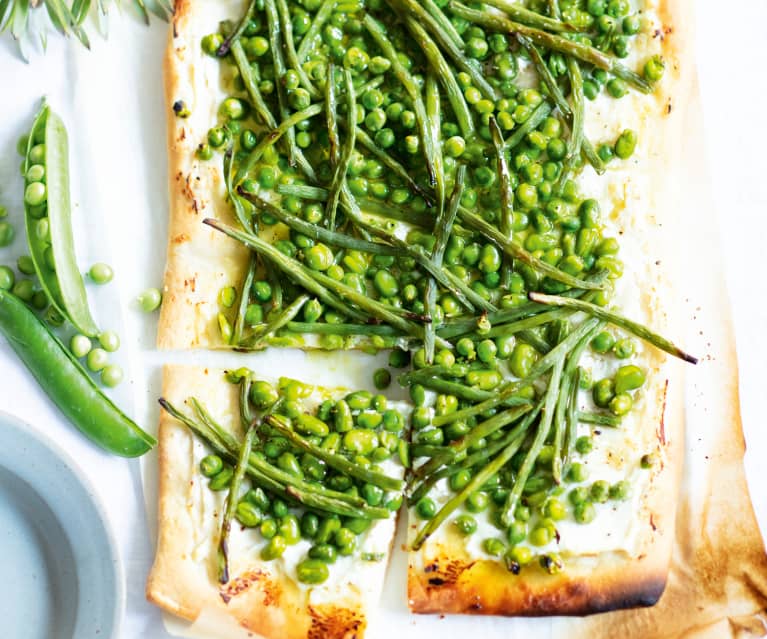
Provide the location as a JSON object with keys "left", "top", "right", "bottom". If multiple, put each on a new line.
{"left": 0, "top": 289, "right": 155, "bottom": 457}
{"left": 24, "top": 101, "right": 99, "bottom": 337}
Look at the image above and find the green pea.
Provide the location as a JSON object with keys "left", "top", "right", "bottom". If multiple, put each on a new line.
{"left": 528, "top": 525, "right": 551, "bottom": 546}
{"left": 466, "top": 491, "right": 489, "bottom": 513}
{"left": 476, "top": 339, "right": 497, "bottom": 364}
{"left": 466, "top": 370, "right": 501, "bottom": 390}
{"left": 610, "top": 393, "right": 633, "bottom": 416}
{"left": 29, "top": 144, "right": 45, "bottom": 165}
{"left": 295, "top": 558, "right": 329, "bottom": 584}
{"left": 332, "top": 400, "right": 353, "bottom": 433}
{"left": 361, "top": 483, "right": 384, "bottom": 507}
{"left": 478, "top": 244, "right": 502, "bottom": 273}
{"left": 98, "top": 331, "right": 120, "bottom": 353}
{"left": 16, "top": 256, "right": 34, "bottom": 276}
{"left": 506, "top": 520, "right": 527, "bottom": 545}
{"left": 260, "top": 518, "right": 278, "bottom": 539}
{"left": 567, "top": 462, "right": 589, "bottom": 483}
{"left": 590, "top": 480, "right": 610, "bottom": 504}
{"left": 614, "top": 129, "right": 637, "bottom": 159}
{"left": 356, "top": 411, "right": 383, "bottom": 430}
{"left": 373, "top": 368, "right": 391, "bottom": 390}
{"left": 644, "top": 55, "right": 665, "bottom": 82}
{"left": 11, "top": 279, "right": 34, "bottom": 302}
{"left": 509, "top": 343, "right": 537, "bottom": 378}
{"left": 343, "top": 429, "right": 378, "bottom": 456}
{"left": 0, "top": 266, "right": 14, "bottom": 292}
{"left": 449, "top": 469, "right": 472, "bottom": 492}
{"left": 68, "top": 334, "right": 91, "bottom": 358}
{"left": 506, "top": 545, "right": 533, "bottom": 569}
{"left": 137, "top": 288, "right": 162, "bottom": 312}
{"left": 607, "top": 78, "right": 629, "bottom": 99}
{"left": 260, "top": 535, "right": 287, "bottom": 560}
{"left": 277, "top": 452, "right": 303, "bottom": 477}
{"left": 575, "top": 436, "right": 593, "bottom": 455}
{"left": 279, "top": 514, "right": 302, "bottom": 545}
{"left": 209, "top": 466, "right": 233, "bottom": 491}
{"left": 412, "top": 407, "right": 433, "bottom": 430}
{"left": 246, "top": 487, "right": 270, "bottom": 512}
{"left": 249, "top": 380, "right": 278, "bottom": 410}
{"left": 373, "top": 269, "right": 399, "bottom": 298}
{"left": 101, "top": 363, "right": 124, "bottom": 386}
{"left": 308, "top": 543, "right": 337, "bottom": 564}
{"left": 612, "top": 338, "right": 635, "bottom": 359}
{"left": 614, "top": 365, "right": 646, "bottom": 394}
{"left": 574, "top": 501, "right": 596, "bottom": 524}
{"left": 591, "top": 331, "right": 616, "bottom": 353}
{"left": 196, "top": 143, "right": 213, "bottom": 160}
{"left": 568, "top": 486, "right": 590, "bottom": 506}
{"left": 86, "top": 348, "right": 109, "bottom": 372}
{"left": 252, "top": 280, "right": 273, "bottom": 302}
{"left": 388, "top": 349, "right": 410, "bottom": 368}
{"left": 452, "top": 514, "right": 476, "bottom": 536}
{"left": 235, "top": 501, "right": 263, "bottom": 528}
{"left": 483, "top": 538, "right": 506, "bottom": 557}
{"left": 200, "top": 454, "right": 223, "bottom": 477}
{"left": 345, "top": 390, "right": 372, "bottom": 411}
{"left": 201, "top": 33, "right": 223, "bottom": 55}
{"left": 0, "top": 222, "right": 14, "bottom": 248}
{"left": 302, "top": 299, "right": 322, "bottom": 323}
{"left": 592, "top": 378, "right": 615, "bottom": 408}
{"left": 609, "top": 480, "right": 631, "bottom": 501}
{"left": 455, "top": 337, "right": 476, "bottom": 360}
{"left": 382, "top": 409, "right": 403, "bottom": 433}
{"left": 295, "top": 413, "right": 330, "bottom": 437}
{"left": 416, "top": 497, "right": 437, "bottom": 520}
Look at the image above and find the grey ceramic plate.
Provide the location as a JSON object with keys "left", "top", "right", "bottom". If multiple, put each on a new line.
{"left": 0, "top": 411, "right": 124, "bottom": 639}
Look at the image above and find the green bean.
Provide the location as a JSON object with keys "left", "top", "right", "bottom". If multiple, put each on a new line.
{"left": 528, "top": 292, "right": 699, "bottom": 363}
{"left": 239, "top": 192, "right": 402, "bottom": 257}
{"left": 422, "top": 0, "right": 464, "bottom": 48}
{"left": 423, "top": 75, "right": 447, "bottom": 363}
{"left": 563, "top": 367, "right": 581, "bottom": 476}
{"left": 556, "top": 57, "right": 585, "bottom": 193}
{"left": 0, "top": 290, "right": 155, "bottom": 456}
{"left": 517, "top": 329, "right": 551, "bottom": 355}
{"left": 231, "top": 40, "right": 278, "bottom": 129}
{"left": 482, "top": 0, "right": 584, "bottom": 32}
{"left": 552, "top": 322, "right": 602, "bottom": 483}
{"left": 223, "top": 147, "right": 253, "bottom": 232}
{"left": 325, "top": 62, "right": 340, "bottom": 167}
{"left": 240, "top": 294, "right": 309, "bottom": 348}
{"left": 577, "top": 410, "right": 621, "bottom": 427}
{"left": 216, "top": 0, "right": 255, "bottom": 56}
{"left": 275, "top": 0, "right": 319, "bottom": 97}
{"left": 412, "top": 431, "right": 526, "bottom": 550}
{"left": 501, "top": 356, "right": 565, "bottom": 527}
{"left": 218, "top": 422, "right": 258, "bottom": 584}
{"left": 400, "top": 371, "right": 493, "bottom": 403}
{"left": 285, "top": 321, "right": 403, "bottom": 337}
{"left": 23, "top": 103, "right": 99, "bottom": 336}
{"left": 457, "top": 206, "right": 604, "bottom": 291}
{"left": 403, "top": 17, "right": 474, "bottom": 138}
{"left": 276, "top": 184, "right": 328, "bottom": 201}
{"left": 363, "top": 14, "right": 436, "bottom": 185}
{"left": 325, "top": 69, "right": 356, "bottom": 230}
{"left": 295, "top": 0, "right": 334, "bottom": 63}
{"left": 503, "top": 101, "right": 552, "bottom": 151}
{"left": 232, "top": 255, "right": 257, "bottom": 345}
{"left": 385, "top": 0, "right": 497, "bottom": 100}
{"left": 236, "top": 103, "right": 323, "bottom": 181}
{"left": 449, "top": 2, "right": 653, "bottom": 93}
{"left": 265, "top": 415, "right": 404, "bottom": 492}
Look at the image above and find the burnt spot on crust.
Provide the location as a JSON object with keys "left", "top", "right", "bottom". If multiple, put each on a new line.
{"left": 219, "top": 570, "right": 269, "bottom": 604}
{"left": 308, "top": 605, "right": 364, "bottom": 639}
{"left": 422, "top": 559, "right": 474, "bottom": 590}
{"left": 173, "top": 233, "right": 190, "bottom": 245}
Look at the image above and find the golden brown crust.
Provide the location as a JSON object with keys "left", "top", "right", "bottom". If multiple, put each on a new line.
{"left": 158, "top": 0, "right": 248, "bottom": 350}
{"left": 146, "top": 365, "right": 375, "bottom": 639}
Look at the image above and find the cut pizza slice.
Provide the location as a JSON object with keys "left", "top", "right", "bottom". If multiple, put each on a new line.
{"left": 147, "top": 364, "right": 410, "bottom": 638}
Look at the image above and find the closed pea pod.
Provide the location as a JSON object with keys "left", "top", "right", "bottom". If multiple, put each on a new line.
{"left": 23, "top": 103, "right": 99, "bottom": 337}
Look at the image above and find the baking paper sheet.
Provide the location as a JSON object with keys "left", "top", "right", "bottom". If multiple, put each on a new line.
{"left": 0, "top": 2, "right": 765, "bottom": 638}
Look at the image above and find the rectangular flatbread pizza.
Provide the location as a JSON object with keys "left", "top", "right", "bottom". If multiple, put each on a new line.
{"left": 149, "top": 0, "right": 710, "bottom": 633}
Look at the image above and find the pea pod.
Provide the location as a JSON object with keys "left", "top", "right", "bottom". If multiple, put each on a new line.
{"left": 24, "top": 102, "right": 99, "bottom": 337}
{"left": 0, "top": 289, "right": 155, "bottom": 456}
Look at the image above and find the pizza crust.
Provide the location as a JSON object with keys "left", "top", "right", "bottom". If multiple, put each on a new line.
{"left": 158, "top": 0, "right": 249, "bottom": 350}
{"left": 146, "top": 364, "right": 399, "bottom": 639}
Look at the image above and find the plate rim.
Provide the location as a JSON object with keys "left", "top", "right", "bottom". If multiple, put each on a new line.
{"left": 0, "top": 409, "right": 126, "bottom": 639}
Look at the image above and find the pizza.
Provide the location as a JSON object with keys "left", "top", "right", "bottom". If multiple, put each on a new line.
{"left": 148, "top": 0, "right": 703, "bottom": 634}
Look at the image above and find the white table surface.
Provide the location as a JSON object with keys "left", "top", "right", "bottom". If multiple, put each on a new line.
{"left": 0, "top": 2, "right": 765, "bottom": 638}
